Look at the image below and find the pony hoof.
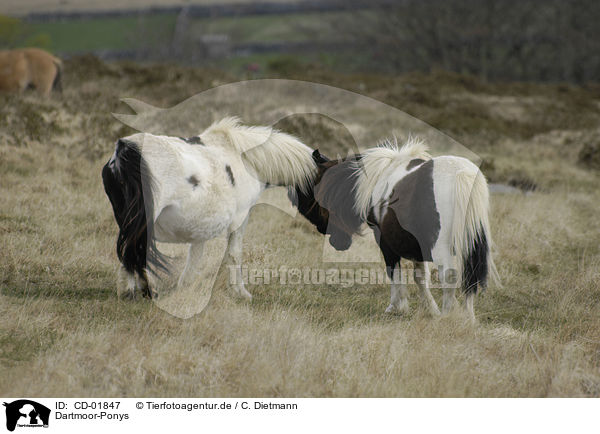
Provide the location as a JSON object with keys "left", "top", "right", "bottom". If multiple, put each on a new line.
{"left": 239, "top": 291, "right": 252, "bottom": 301}
{"left": 385, "top": 304, "right": 408, "bottom": 314}
{"left": 141, "top": 288, "right": 158, "bottom": 299}
{"left": 465, "top": 315, "right": 476, "bottom": 325}
{"left": 233, "top": 287, "right": 252, "bottom": 301}
{"left": 118, "top": 289, "right": 137, "bottom": 300}
{"left": 430, "top": 307, "right": 441, "bottom": 316}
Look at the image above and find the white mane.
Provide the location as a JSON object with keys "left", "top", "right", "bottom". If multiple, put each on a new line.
{"left": 202, "top": 117, "right": 317, "bottom": 192}
{"left": 353, "top": 136, "right": 431, "bottom": 219}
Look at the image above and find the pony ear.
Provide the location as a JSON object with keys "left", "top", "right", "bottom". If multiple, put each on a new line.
{"left": 312, "top": 149, "right": 329, "bottom": 164}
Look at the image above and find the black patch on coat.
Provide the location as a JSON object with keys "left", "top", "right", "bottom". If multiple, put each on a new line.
{"left": 371, "top": 159, "right": 440, "bottom": 268}
{"left": 179, "top": 135, "right": 204, "bottom": 145}
{"left": 313, "top": 156, "right": 363, "bottom": 236}
{"left": 101, "top": 138, "right": 168, "bottom": 298}
{"left": 225, "top": 165, "right": 235, "bottom": 186}
{"left": 188, "top": 175, "right": 200, "bottom": 188}
{"left": 406, "top": 158, "right": 425, "bottom": 170}
{"left": 463, "top": 226, "right": 489, "bottom": 295}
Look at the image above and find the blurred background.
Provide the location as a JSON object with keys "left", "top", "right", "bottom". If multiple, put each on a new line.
{"left": 3, "top": 0, "right": 600, "bottom": 82}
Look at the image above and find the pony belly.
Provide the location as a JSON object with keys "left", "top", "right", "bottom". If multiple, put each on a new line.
{"left": 154, "top": 205, "right": 232, "bottom": 243}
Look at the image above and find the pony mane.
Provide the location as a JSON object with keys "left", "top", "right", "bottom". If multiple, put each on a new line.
{"left": 353, "top": 136, "right": 431, "bottom": 219}
{"left": 203, "top": 117, "right": 317, "bottom": 192}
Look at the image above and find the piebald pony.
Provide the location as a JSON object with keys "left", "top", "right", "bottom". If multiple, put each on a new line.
{"left": 102, "top": 117, "right": 316, "bottom": 299}
{"left": 291, "top": 139, "right": 499, "bottom": 321}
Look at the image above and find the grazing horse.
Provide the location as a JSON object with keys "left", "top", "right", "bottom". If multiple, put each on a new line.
{"left": 290, "top": 138, "right": 498, "bottom": 321}
{"left": 0, "top": 48, "right": 62, "bottom": 96}
{"left": 102, "top": 117, "right": 316, "bottom": 299}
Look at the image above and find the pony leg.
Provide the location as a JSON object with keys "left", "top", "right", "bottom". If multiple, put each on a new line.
{"left": 434, "top": 249, "right": 458, "bottom": 315}
{"left": 385, "top": 263, "right": 409, "bottom": 314}
{"left": 413, "top": 261, "right": 440, "bottom": 316}
{"left": 136, "top": 269, "right": 154, "bottom": 299}
{"left": 117, "top": 265, "right": 137, "bottom": 299}
{"left": 442, "top": 286, "right": 456, "bottom": 314}
{"left": 465, "top": 292, "right": 476, "bottom": 323}
{"left": 177, "top": 241, "right": 205, "bottom": 290}
{"left": 225, "top": 218, "right": 252, "bottom": 300}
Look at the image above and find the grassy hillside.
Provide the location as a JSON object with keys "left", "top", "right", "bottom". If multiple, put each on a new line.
{"left": 6, "top": 0, "right": 306, "bottom": 16}
{"left": 25, "top": 13, "right": 177, "bottom": 52}
{"left": 19, "top": 10, "right": 346, "bottom": 52}
{"left": 1, "top": 57, "right": 599, "bottom": 396}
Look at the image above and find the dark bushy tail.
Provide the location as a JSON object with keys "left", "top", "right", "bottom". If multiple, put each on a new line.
{"left": 463, "top": 226, "right": 490, "bottom": 294}
{"left": 101, "top": 138, "right": 168, "bottom": 292}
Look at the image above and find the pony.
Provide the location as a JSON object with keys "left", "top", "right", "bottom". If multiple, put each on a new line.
{"left": 290, "top": 138, "right": 499, "bottom": 321}
{"left": 0, "top": 48, "right": 62, "bottom": 96}
{"left": 102, "top": 117, "right": 316, "bottom": 299}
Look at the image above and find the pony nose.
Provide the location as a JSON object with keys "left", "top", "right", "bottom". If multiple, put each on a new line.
{"left": 329, "top": 234, "right": 352, "bottom": 251}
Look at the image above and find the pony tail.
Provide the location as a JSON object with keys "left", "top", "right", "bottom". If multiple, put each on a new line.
{"left": 102, "top": 139, "right": 168, "bottom": 281}
{"left": 52, "top": 58, "right": 62, "bottom": 93}
{"left": 452, "top": 169, "right": 500, "bottom": 293}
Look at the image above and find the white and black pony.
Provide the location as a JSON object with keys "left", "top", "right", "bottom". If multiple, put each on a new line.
{"left": 102, "top": 117, "right": 317, "bottom": 299}
{"left": 290, "top": 138, "right": 499, "bottom": 321}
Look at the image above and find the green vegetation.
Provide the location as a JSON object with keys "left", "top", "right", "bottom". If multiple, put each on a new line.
{"left": 0, "top": 15, "right": 52, "bottom": 49}
{"left": 25, "top": 13, "right": 177, "bottom": 52}
{"left": 20, "top": 10, "right": 345, "bottom": 53}
{"left": 190, "top": 11, "right": 345, "bottom": 44}
{"left": 0, "top": 15, "right": 25, "bottom": 46}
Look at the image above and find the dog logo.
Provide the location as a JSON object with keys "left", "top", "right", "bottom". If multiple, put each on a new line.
{"left": 3, "top": 400, "right": 50, "bottom": 431}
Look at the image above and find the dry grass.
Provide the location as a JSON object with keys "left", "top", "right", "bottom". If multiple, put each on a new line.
{"left": 1, "top": 58, "right": 600, "bottom": 397}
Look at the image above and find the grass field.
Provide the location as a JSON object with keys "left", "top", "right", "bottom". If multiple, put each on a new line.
{"left": 24, "top": 13, "right": 177, "bottom": 52}
{"left": 1, "top": 57, "right": 600, "bottom": 396}
{"left": 19, "top": 10, "right": 347, "bottom": 53}
{"left": 7, "top": 0, "right": 303, "bottom": 16}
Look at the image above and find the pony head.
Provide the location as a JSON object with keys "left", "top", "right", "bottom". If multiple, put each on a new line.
{"left": 290, "top": 149, "right": 362, "bottom": 251}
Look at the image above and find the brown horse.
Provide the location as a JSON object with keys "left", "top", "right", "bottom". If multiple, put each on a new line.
{"left": 0, "top": 48, "right": 62, "bottom": 96}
